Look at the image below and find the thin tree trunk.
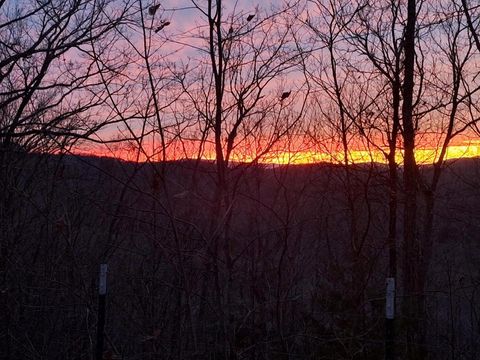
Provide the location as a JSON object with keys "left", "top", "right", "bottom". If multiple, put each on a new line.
{"left": 386, "top": 78, "right": 400, "bottom": 360}
{"left": 401, "top": 0, "right": 420, "bottom": 357}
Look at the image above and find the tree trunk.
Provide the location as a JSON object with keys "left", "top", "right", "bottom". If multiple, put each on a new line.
{"left": 401, "top": 0, "right": 422, "bottom": 357}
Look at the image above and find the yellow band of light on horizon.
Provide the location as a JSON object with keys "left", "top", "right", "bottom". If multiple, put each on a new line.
{"left": 234, "top": 144, "right": 480, "bottom": 165}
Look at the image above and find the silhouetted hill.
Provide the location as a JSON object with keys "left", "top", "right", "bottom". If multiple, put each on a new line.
{"left": 2, "top": 151, "right": 480, "bottom": 359}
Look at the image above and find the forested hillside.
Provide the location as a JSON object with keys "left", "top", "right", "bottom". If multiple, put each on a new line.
{"left": 2, "top": 152, "right": 480, "bottom": 359}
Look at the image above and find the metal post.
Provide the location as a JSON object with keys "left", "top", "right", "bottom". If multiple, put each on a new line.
{"left": 96, "top": 264, "right": 108, "bottom": 360}
{"left": 385, "top": 277, "right": 395, "bottom": 360}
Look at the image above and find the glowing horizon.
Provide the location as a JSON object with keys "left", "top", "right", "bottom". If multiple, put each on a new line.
{"left": 75, "top": 140, "right": 480, "bottom": 166}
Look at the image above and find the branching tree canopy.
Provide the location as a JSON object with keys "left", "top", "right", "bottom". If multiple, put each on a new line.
{"left": 0, "top": 0, "right": 134, "bottom": 152}
{"left": 2, "top": 1, "right": 480, "bottom": 359}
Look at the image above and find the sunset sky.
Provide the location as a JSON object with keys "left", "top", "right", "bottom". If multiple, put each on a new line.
{"left": 56, "top": 0, "right": 480, "bottom": 166}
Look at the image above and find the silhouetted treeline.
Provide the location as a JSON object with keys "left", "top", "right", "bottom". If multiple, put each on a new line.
{"left": 2, "top": 150, "right": 480, "bottom": 359}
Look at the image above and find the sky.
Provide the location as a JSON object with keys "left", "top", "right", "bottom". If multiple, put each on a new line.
{"left": 3, "top": 0, "right": 479, "bottom": 165}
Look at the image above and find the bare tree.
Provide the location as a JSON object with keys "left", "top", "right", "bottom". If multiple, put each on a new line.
{"left": 0, "top": 0, "right": 135, "bottom": 358}
{"left": 169, "top": 1, "right": 311, "bottom": 357}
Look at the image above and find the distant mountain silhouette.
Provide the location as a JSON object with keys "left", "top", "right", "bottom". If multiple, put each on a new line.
{"left": 2, "top": 151, "right": 480, "bottom": 359}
